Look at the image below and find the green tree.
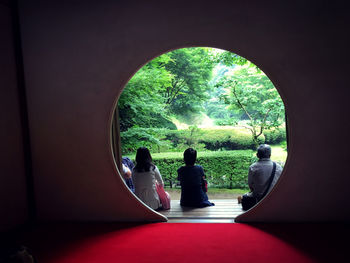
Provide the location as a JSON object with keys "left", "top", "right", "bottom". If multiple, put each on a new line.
{"left": 215, "top": 50, "right": 249, "bottom": 67}
{"left": 163, "top": 47, "right": 215, "bottom": 117}
{"left": 205, "top": 64, "right": 242, "bottom": 125}
{"left": 118, "top": 47, "right": 216, "bottom": 130}
{"left": 118, "top": 54, "right": 175, "bottom": 131}
{"left": 217, "top": 64, "right": 285, "bottom": 146}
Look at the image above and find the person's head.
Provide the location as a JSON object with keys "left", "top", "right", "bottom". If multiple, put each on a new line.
{"left": 184, "top": 148, "right": 197, "bottom": 166}
{"left": 256, "top": 144, "right": 271, "bottom": 159}
{"left": 135, "top": 147, "right": 154, "bottom": 172}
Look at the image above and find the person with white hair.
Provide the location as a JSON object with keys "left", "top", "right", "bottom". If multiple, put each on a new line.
{"left": 238, "top": 144, "right": 283, "bottom": 210}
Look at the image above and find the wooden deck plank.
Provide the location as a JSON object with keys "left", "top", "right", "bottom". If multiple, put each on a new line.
{"left": 158, "top": 199, "right": 244, "bottom": 221}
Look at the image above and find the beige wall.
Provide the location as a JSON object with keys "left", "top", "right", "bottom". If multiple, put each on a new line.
{"left": 0, "top": 1, "right": 28, "bottom": 231}
{"left": 18, "top": 0, "right": 350, "bottom": 222}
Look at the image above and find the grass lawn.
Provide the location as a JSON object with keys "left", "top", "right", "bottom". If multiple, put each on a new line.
{"left": 270, "top": 145, "right": 288, "bottom": 163}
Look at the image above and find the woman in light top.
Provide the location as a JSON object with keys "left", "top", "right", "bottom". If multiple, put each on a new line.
{"left": 132, "top": 147, "right": 164, "bottom": 210}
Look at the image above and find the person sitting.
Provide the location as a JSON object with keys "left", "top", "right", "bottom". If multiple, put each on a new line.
{"left": 177, "top": 148, "right": 214, "bottom": 208}
{"left": 122, "top": 156, "right": 135, "bottom": 192}
{"left": 132, "top": 147, "right": 164, "bottom": 210}
{"left": 238, "top": 144, "right": 283, "bottom": 210}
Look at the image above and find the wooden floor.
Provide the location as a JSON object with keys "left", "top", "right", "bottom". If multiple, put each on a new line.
{"left": 158, "top": 199, "right": 244, "bottom": 223}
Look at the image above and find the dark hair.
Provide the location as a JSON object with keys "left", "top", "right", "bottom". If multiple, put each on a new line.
{"left": 184, "top": 148, "right": 197, "bottom": 166}
{"left": 134, "top": 147, "right": 155, "bottom": 172}
{"left": 257, "top": 144, "right": 271, "bottom": 159}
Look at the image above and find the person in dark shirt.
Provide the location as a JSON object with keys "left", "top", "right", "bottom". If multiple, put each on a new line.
{"left": 177, "top": 148, "right": 214, "bottom": 208}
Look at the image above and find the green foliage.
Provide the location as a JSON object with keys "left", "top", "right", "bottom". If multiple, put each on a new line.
{"left": 215, "top": 50, "right": 249, "bottom": 66}
{"left": 214, "top": 119, "right": 237, "bottom": 126}
{"left": 263, "top": 127, "right": 286, "bottom": 144}
{"left": 151, "top": 150, "right": 254, "bottom": 189}
{"left": 117, "top": 47, "right": 286, "bottom": 156}
{"left": 199, "top": 128, "right": 264, "bottom": 151}
{"left": 163, "top": 127, "right": 206, "bottom": 152}
{"left": 204, "top": 64, "right": 241, "bottom": 124}
{"left": 118, "top": 55, "right": 173, "bottom": 131}
{"left": 122, "top": 127, "right": 269, "bottom": 154}
{"left": 120, "top": 128, "right": 171, "bottom": 154}
{"left": 216, "top": 64, "right": 285, "bottom": 146}
{"left": 164, "top": 47, "right": 215, "bottom": 117}
{"left": 165, "top": 128, "right": 264, "bottom": 151}
{"left": 279, "top": 141, "right": 288, "bottom": 151}
{"left": 118, "top": 47, "right": 216, "bottom": 131}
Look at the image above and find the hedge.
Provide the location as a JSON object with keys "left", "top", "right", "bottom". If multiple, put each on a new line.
{"left": 165, "top": 128, "right": 264, "bottom": 151}
{"left": 127, "top": 150, "right": 255, "bottom": 189}
{"left": 199, "top": 128, "right": 264, "bottom": 150}
{"left": 263, "top": 127, "right": 286, "bottom": 145}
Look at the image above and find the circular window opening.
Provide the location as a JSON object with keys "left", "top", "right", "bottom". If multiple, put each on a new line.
{"left": 111, "top": 47, "right": 288, "bottom": 220}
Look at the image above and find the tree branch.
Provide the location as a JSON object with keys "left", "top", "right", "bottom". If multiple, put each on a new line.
{"left": 166, "top": 79, "right": 186, "bottom": 105}
{"left": 237, "top": 124, "right": 254, "bottom": 133}
{"left": 257, "top": 108, "right": 271, "bottom": 137}
{"left": 232, "top": 83, "right": 254, "bottom": 123}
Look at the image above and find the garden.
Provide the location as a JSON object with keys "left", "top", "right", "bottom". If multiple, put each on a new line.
{"left": 116, "top": 47, "right": 287, "bottom": 195}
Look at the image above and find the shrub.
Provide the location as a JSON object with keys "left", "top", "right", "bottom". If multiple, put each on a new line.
{"left": 121, "top": 126, "right": 286, "bottom": 155}
{"left": 127, "top": 150, "right": 254, "bottom": 189}
{"left": 263, "top": 127, "right": 286, "bottom": 145}
{"left": 214, "top": 118, "right": 237, "bottom": 126}
{"left": 165, "top": 128, "right": 263, "bottom": 151}
{"left": 197, "top": 128, "right": 264, "bottom": 151}
{"left": 164, "top": 126, "right": 206, "bottom": 151}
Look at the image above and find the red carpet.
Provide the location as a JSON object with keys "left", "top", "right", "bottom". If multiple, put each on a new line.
{"left": 11, "top": 222, "right": 350, "bottom": 263}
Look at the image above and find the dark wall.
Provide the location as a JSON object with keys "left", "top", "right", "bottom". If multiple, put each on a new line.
{"left": 17, "top": 0, "right": 350, "bottom": 222}
{"left": 0, "top": 1, "right": 28, "bottom": 231}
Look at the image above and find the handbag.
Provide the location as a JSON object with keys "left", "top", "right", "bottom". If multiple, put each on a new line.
{"left": 241, "top": 162, "right": 276, "bottom": 211}
{"left": 241, "top": 194, "right": 259, "bottom": 211}
{"left": 156, "top": 183, "right": 171, "bottom": 210}
{"left": 202, "top": 178, "right": 208, "bottom": 192}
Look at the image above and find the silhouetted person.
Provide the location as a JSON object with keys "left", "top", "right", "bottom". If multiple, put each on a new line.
{"left": 177, "top": 148, "right": 214, "bottom": 208}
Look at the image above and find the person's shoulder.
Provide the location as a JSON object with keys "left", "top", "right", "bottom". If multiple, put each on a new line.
{"left": 250, "top": 162, "right": 259, "bottom": 168}
{"left": 275, "top": 161, "right": 283, "bottom": 167}
{"left": 274, "top": 162, "right": 283, "bottom": 172}
{"left": 177, "top": 166, "right": 186, "bottom": 173}
{"left": 271, "top": 160, "right": 282, "bottom": 167}
{"left": 194, "top": 165, "right": 204, "bottom": 173}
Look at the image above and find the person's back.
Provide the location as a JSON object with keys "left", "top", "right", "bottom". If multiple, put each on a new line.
{"left": 177, "top": 148, "right": 214, "bottom": 208}
{"left": 132, "top": 147, "right": 164, "bottom": 210}
{"left": 239, "top": 144, "right": 282, "bottom": 210}
{"left": 133, "top": 166, "right": 163, "bottom": 209}
{"left": 248, "top": 158, "right": 282, "bottom": 198}
{"left": 178, "top": 165, "right": 207, "bottom": 206}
